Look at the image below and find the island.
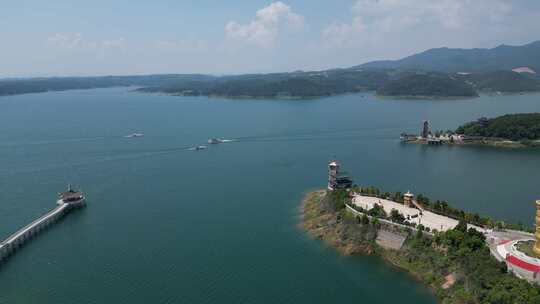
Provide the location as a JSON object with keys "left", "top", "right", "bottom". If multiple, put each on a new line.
{"left": 302, "top": 161, "right": 540, "bottom": 303}
{"left": 401, "top": 113, "right": 540, "bottom": 148}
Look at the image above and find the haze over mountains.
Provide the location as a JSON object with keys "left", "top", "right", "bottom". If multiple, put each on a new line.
{"left": 1, "top": 40, "right": 539, "bottom": 98}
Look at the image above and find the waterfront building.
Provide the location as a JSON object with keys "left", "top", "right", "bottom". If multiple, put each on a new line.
{"left": 327, "top": 161, "right": 353, "bottom": 191}
{"left": 328, "top": 161, "right": 339, "bottom": 191}
{"left": 427, "top": 138, "right": 443, "bottom": 145}
{"left": 404, "top": 191, "right": 414, "bottom": 208}
{"left": 57, "top": 184, "right": 85, "bottom": 206}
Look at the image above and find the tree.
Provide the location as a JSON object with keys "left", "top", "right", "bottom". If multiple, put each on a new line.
{"left": 390, "top": 209, "right": 405, "bottom": 224}
{"left": 455, "top": 219, "right": 468, "bottom": 232}
{"left": 361, "top": 214, "right": 370, "bottom": 225}
{"left": 368, "top": 204, "right": 387, "bottom": 218}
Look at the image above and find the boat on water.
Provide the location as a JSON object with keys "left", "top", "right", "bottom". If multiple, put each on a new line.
{"left": 189, "top": 145, "right": 207, "bottom": 151}
{"left": 124, "top": 133, "right": 144, "bottom": 138}
{"left": 208, "top": 138, "right": 234, "bottom": 144}
{"left": 208, "top": 138, "right": 224, "bottom": 144}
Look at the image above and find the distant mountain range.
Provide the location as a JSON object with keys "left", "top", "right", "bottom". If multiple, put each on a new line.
{"left": 359, "top": 40, "right": 540, "bottom": 73}
{"left": 1, "top": 40, "right": 540, "bottom": 99}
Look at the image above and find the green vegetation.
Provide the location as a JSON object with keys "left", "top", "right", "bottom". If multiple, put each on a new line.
{"left": 302, "top": 190, "right": 379, "bottom": 255}
{"left": 2, "top": 67, "right": 538, "bottom": 99}
{"left": 461, "top": 71, "right": 540, "bottom": 93}
{"left": 386, "top": 223, "right": 540, "bottom": 304}
{"left": 140, "top": 69, "right": 390, "bottom": 98}
{"left": 0, "top": 74, "right": 212, "bottom": 96}
{"left": 377, "top": 73, "right": 478, "bottom": 98}
{"left": 359, "top": 39, "right": 540, "bottom": 73}
{"left": 456, "top": 113, "right": 540, "bottom": 142}
{"left": 516, "top": 240, "right": 540, "bottom": 259}
{"left": 302, "top": 190, "right": 540, "bottom": 304}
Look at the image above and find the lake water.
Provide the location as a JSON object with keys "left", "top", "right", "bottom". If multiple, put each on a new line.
{"left": 1, "top": 88, "right": 539, "bottom": 303}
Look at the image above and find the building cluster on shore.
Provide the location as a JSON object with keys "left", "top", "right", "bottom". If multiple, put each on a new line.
{"left": 326, "top": 160, "right": 540, "bottom": 284}
{"left": 401, "top": 120, "right": 466, "bottom": 145}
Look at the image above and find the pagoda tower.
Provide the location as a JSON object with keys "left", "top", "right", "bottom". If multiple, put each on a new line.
{"left": 404, "top": 191, "right": 414, "bottom": 208}
{"left": 328, "top": 161, "right": 339, "bottom": 191}
{"left": 422, "top": 120, "right": 430, "bottom": 139}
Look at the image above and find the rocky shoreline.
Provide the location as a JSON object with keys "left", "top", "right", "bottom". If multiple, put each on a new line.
{"left": 404, "top": 138, "right": 536, "bottom": 148}
{"left": 301, "top": 190, "right": 377, "bottom": 255}
{"left": 300, "top": 190, "right": 540, "bottom": 303}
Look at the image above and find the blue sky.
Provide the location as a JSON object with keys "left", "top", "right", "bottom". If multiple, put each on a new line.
{"left": 1, "top": 0, "right": 539, "bottom": 77}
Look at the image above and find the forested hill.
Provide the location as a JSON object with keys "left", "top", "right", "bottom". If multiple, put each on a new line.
{"left": 458, "top": 71, "right": 540, "bottom": 93}
{"left": 456, "top": 113, "right": 540, "bottom": 141}
{"left": 2, "top": 39, "right": 540, "bottom": 99}
{"left": 359, "top": 40, "right": 540, "bottom": 73}
{"left": 139, "top": 69, "right": 540, "bottom": 98}
{"left": 0, "top": 75, "right": 213, "bottom": 96}
{"left": 377, "top": 73, "right": 477, "bottom": 98}
{"left": 2, "top": 69, "right": 540, "bottom": 99}
{"left": 139, "top": 70, "right": 390, "bottom": 98}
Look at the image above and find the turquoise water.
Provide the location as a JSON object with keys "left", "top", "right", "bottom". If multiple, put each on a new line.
{"left": 1, "top": 88, "right": 539, "bottom": 303}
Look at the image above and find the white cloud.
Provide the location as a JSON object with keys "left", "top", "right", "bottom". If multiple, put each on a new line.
{"left": 323, "top": 0, "right": 513, "bottom": 49}
{"left": 225, "top": 1, "right": 304, "bottom": 48}
{"left": 323, "top": 17, "right": 365, "bottom": 46}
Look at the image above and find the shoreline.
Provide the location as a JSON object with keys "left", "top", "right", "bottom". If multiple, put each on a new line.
{"left": 135, "top": 89, "right": 374, "bottom": 101}
{"left": 403, "top": 138, "right": 539, "bottom": 149}
{"left": 300, "top": 189, "right": 540, "bottom": 303}
{"left": 376, "top": 94, "right": 478, "bottom": 100}
{"left": 300, "top": 190, "right": 444, "bottom": 298}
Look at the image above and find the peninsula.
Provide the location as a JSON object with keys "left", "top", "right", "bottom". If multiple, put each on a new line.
{"left": 401, "top": 113, "right": 540, "bottom": 148}
{"left": 302, "top": 161, "right": 540, "bottom": 303}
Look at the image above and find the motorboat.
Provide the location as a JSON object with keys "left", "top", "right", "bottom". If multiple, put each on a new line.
{"left": 124, "top": 133, "right": 144, "bottom": 138}
{"left": 208, "top": 138, "right": 224, "bottom": 144}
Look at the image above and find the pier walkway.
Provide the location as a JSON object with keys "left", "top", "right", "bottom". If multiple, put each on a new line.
{"left": 0, "top": 199, "right": 84, "bottom": 264}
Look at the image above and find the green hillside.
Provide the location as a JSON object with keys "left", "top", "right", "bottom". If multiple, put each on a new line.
{"left": 461, "top": 71, "right": 540, "bottom": 92}
{"left": 377, "top": 73, "right": 477, "bottom": 98}
{"left": 360, "top": 40, "right": 540, "bottom": 73}
{"left": 456, "top": 113, "right": 540, "bottom": 141}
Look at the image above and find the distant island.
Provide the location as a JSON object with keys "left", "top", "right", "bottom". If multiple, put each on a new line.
{"left": 402, "top": 113, "right": 540, "bottom": 148}
{"left": 1, "top": 39, "right": 540, "bottom": 99}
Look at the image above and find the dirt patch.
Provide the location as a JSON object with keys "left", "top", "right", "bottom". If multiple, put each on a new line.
{"left": 376, "top": 230, "right": 407, "bottom": 250}
{"left": 441, "top": 273, "right": 456, "bottom": 289}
